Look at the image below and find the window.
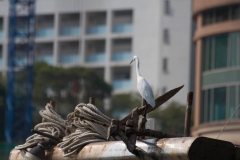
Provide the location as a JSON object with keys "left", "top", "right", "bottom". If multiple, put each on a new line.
{"left": 215, "top": 7, "right": 228, "bottom": 22}
{"left": 112, "top": 10, "right": 133, "bottom": 33}
{"left": 202, "top": 32, "right": 240, "bottom": 72}
{"left": 163, "top": 29, "right": 169, "bottom": 44}
{"left": 230, "top": 5, "right": 240, "bottom": 20}
{"left": 203, "top": 4, "right": 240, "bottom": 26}
{"left": 214, "top": 34, "right": 228, "bottom": 69}
{"left": 164, "top": 0, "right": 170, "bottom": 15}
{"left": 213, "top": 87, "right": 226, "bottom": 121}
{"left": 86, "top": 12, "right": 107, "bottom": 35}
{"left": 201, "top": 87, "right": 229, "bottom": 123}
{"left": 201, "top": 89, "right": 211, "bottom": 123}
{"left": 163, "top": 58, "right": 168, "bottom": 72}
{"left": 228, "top": 86, "right": 236, "bottom": 119}
{"left": 203, "top": 10, "right": 214, "bottom": 25}
{"left": 230, "top": 33, "right": 238, "bottom": 67}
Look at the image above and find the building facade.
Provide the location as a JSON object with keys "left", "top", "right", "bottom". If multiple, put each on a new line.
{"left": 0, "top": 0, "right": 192, "bottom": 104}
{"left": 192, "top": 0, "right": 240, "bottom": 144}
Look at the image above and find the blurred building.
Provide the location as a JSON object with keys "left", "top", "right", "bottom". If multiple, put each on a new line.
{"left": 0, "top": 0, "right": 192, "bottom": 104}
{"left": 192, "top": 0, "right": 240, "bottom": 144}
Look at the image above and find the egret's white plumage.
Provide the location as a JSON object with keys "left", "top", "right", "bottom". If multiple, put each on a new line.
{"left": 130, "top": 55, "right": 155, "bottom": 108}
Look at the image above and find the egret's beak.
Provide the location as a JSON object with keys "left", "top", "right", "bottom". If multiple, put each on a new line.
{"left": 130, "top": 59, "right": 134, "bottom": 64}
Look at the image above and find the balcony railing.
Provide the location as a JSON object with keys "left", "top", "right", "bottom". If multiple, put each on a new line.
{"left": 60, "top": 26, "right": 81, "bottom": 36}
{"left": 113, "top": 79, "right": 131, "bottom": 90}
{"left": 60, "top": 54, "right": 80, "bottom": 64}
{"left": 0, "top": 30, "right": 3, "bottom": 39}
{"left": 15, "top": 57, "right": 27, "bottom": 66}
{"left": 16, "top": 29, "right": 27, "bottom": 37}
{"left": 113, "top": 23, "right": 132, "bottom": 33}
{"left": 87, "top": 25, "right": 106, "bottom": 35}
{"left": 36, "top": 27, "right": 54, "bottom": 38}
{"left": 86, "top": 53, "right": 105, "bottom": 63}
{"left": 112, "top": 51, "right": 132, "bottom": 61}
{"left": 36, "top": 55, "right": 53, "bottom": 65}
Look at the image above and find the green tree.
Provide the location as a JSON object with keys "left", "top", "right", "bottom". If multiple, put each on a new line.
{"left": 109, "top": 92, "right": 141, "bottom": 118}
{"left": 149, "top": 102, "right": 186, "bottom": 135}
{"left": 33, "top": 62, "right": 112, "bottom": 119}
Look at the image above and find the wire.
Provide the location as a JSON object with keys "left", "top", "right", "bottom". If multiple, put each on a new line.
{"left": 216, "top": 105, "right": 240, "bottom": 139}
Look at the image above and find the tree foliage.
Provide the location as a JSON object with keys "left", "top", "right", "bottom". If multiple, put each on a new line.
{"left": 109, "top": 92, "right": 141, "bottom": 118}
{"left": 33, "top": 62, "right": 112, "bottom": 117}
{"left": 149, "top": 102, "right": 186, "bottom": 135}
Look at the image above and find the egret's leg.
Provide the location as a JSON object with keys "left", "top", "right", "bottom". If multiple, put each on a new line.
{"left": 143, "top": 99, "right": 148, "bottom": 117}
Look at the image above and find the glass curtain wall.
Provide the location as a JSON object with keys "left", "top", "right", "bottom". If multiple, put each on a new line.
{"left": 201, "top": 32, "right": 240, "bottom": 123}
{"left": 203, "top": 4, "right": 240, "bottom": 26}
{"left": 202, "top": 32, "right": 239, "bottom": 71}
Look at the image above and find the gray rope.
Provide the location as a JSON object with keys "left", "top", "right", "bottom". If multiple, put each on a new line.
{"left": 58, "top": 103, "right": 120, "bottom": 156}
{"left": 15, "top": 102, "right": 120, "bottom": 157}
{"left": 15, "top": 103, "right": 69, "bottom": 150}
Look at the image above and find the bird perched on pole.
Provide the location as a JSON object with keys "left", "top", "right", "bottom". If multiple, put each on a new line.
{"left": 130, "top": 55, "right": 155, "bottom": 108}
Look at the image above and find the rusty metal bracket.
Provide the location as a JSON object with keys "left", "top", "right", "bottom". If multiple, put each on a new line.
{"left": 106, "top": 85, "right": 184, "bottom": 159}
{"left": 120, "top": 85, "right": 184, "bottom": 124}
{"left": 75, "top": 85, "right": 184, "bottom": 159}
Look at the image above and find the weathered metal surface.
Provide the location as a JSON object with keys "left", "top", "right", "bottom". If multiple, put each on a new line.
{"left": 9, "top": 137, "right": 237, "bottom": 160}
{"left": 9, "top": 149, "right": 25, "bottom": 160}
{"left": 157, "top": 137, "right": 194, "bottom": 160}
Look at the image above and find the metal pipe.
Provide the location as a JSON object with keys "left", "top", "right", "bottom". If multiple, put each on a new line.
{"left": 184, "top": 91, "right": 193, "bottom": 137}
{"left": 9, "top": 137, "right": 236, "bottom": 160}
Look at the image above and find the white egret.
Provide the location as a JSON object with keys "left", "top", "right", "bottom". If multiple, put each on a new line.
{"left": 130, "top": 55, "right": 155, "bottom": 108}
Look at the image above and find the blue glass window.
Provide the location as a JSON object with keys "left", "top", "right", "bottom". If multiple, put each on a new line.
{"left": 112, "top": 52, "right": 132, "bottom": 61}
{"left": 113, "top": 24, "right": 132, "bottom": 33}
{"left": 201, "top": 89, "right": 211, "bottom": 123}
{"left": 113, "top": 79, "right": 131, "bottom": 90}
{"left": 86, "top": 53, "right": 105, "bottom": 63}
{"left": 230, "top": 33, "right": 238, "bottom": 67}
{"left": 202, "top": 32, "right": 240, "bottom": 72}
{"left": 214, "top": 34, "right": 228, "bottom": 69}
{"left": 213, "top": 87, "right": 226, "bottom": 121}
{"left": 229, "top": 86, "right": 236, "bottom": 119}
{"left": 60, "top": 27, "right": 81, "bottom": 36}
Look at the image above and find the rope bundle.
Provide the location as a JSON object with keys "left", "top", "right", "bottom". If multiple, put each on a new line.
{"left": 16, "top": 102, "right": 120, "bottom": 157}
{"left": 15, "top": 103, "right": 69, "bottom": 150}
{"left": 58, "top": 103, "right": 120, "bottom": 156}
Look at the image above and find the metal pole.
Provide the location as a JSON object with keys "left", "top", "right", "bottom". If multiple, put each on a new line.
{"left": 184, "top": 91, "right": 193, "bottom": 137}
{"left": 89, "top": 97, "right": 95, "bottom": 105}
{"left": 50, "top": 101, "right": 55, "bottom": 110}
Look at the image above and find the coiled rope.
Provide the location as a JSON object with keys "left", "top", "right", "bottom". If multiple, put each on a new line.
{"left": 15, "top": 103, "right": 69, "bottom": 150}
{"left": 16, "top": 102, "right": 120, "bottom": 157}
